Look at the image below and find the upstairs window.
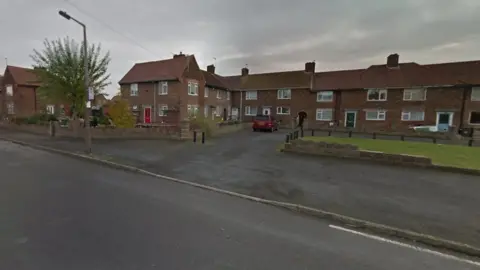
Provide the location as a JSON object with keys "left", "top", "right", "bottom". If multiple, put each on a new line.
{"left": 216, "top": 89, "right": 221, "bottom": 99}
{"left": 245, "top": 91, "right": 257, "bottom": 100}
{"left": 403, "top": 88, "right": 426, "bottom": 101}
{"left": 130, "top": 84, "right": 138, "bottom": 96}
{"left": 188, "top": 82, "right": 198, "bottom": 96}
{"left": 158, "top": 82, "right": 168, "bottom": 95}
{"left": 6, "top": 85, "right": 13, "bottom": 96}
{"left": 317, "top": 91, "right": 333, "bottom": 102}
{"left": 472, "top": 87, "right": 480, "bottom": 101}
{"left": 204, "top": 87, "right": 209, "bottom": 97}
{"left": 227, "top": 91, "right": 230, "bottom": 100}
{"left": 277, "top": 89, "right": 291, "bottom": 99}
{"left": 367, "top": 89, "right": 387, "bottom": 101}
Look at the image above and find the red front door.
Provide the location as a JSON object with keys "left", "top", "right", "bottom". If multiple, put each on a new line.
{"left": 144, "top": 107, "right": 151, "bottom": 124}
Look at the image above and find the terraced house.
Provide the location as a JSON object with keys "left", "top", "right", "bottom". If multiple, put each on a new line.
{"left": 226, "top": 54, "right": 480, "bottom": 132}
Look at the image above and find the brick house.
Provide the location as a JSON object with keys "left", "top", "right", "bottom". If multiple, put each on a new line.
{"left": 225, "top": 54, "right": 480, "bottom": 132}
{"left": 119, "top": 53, "right": 234, "bottom": 124}
{"left": 0, "top": 75, "right": 3, "bottom": 116}
{"left": 1, "top": 65, "right": 70, "bottom": 118}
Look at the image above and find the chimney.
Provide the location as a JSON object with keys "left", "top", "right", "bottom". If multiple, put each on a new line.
{"left": 207, "top": 64, "right": 215, "bottom": 74}
{"left": 305, "top": 61, "right": 316, "bottom": 73}
{"left": 241, "top": 67, "right": 249, "bottom": 76}
{"left": 173, "top": 51, "right": 185, "bottom": 59}
{"left": 387, "top": 53, "right": 399, "bottom": 68}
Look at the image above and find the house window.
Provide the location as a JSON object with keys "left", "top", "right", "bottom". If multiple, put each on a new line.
{"left": 216, "top": 106, "right": 222, "bottom": 116}
{"left": 401, "top": 110, "right": 425, "bottom": 121}
{"left": 469, "top": 111, "right": 480, "bottom": 124}
{"left": 245, "top": 91, "right": 257, "bottom": 100}
{"left": 276, "top": 106, "right": 290, "bottom": 115}
{"left": 316, "top": 108, "right": 333, "bottom": 121}
{"left": 317, "top": 91, "right": 333, "bottom": 102}
{"left": 7, "top": 102, "right": 14, "bottom": 114}
{"left": 46, "top": 105, "right": 55, "bottom": 115}
{"left": 6, "top": 85, "right": 13, "bottom": 96}
{"left": 472, "top": 87, "right": 480, "bottom": 101}
{"left": 158, "top": 82, "right": 168, "bottom": 95}
{"left": 367, "top": 89, "right": 387, "bottom": 101}
{"left": 188, "top": 82, "right": 198, "bottom": 96}
{"left": 403, "top": 88, "right": 426, "bottom": 101}
{"left": 132, "top": 105, "right": 139, "bottom": 111}
{"left": 158, "top": 105, "right": 168, "bottom": 116}
{"left": 204, "top": 105, "right": 209, "bottom": 117}
{"left": 227, "top": 91, "right": 230, "bottom": 100}
{"left": 366, "top": 110, "right": 386, "bottom": 121}
{"left": 277, "top": 89, "right": 291, "bottom": 99}
{"left": 130, "top": 83, "right": 138, "bottom": 96}
{"left": 187, "top": 104, "right": 199, "bottom": 116}
{"left": 205, "top": 87, "right": 209, "bottom": 97}
{"left": 245, "top": 106, "right": 257, "bottom": 116}
{"left": 216, "top": 89, "right": 221, "bottom": 99}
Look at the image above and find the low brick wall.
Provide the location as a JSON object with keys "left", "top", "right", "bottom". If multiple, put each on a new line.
{"left": 284, "top": 139, "right": 432, "bottom": 167}
{"left": 0, "top": 121, "right": 192, "bottom": 140}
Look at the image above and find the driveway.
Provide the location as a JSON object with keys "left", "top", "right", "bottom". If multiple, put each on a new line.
{"left": 2, "top": 129, "right": 480, "bottom": 248}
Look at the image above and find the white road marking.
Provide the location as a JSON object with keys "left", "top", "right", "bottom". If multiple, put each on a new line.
{"left": 329, "top": 224, "right": 480, "bottom": 267}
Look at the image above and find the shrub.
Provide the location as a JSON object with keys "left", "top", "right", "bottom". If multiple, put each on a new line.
{"left": 108, "top": 99, "right": 135, "bottom": 128}
{"left": 189, "top": 115, "right": 217, "bottom": 137}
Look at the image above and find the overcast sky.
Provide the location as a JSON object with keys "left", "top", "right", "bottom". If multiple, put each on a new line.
{"left": 2, "top": 0, "right": 480, "bottom": 96}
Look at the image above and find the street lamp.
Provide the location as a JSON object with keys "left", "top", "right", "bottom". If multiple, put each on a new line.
{"left": 58, "top": 10, "right": 92, "bottom": 154}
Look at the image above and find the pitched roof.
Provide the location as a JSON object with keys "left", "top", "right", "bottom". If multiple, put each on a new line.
{"left": 234, "top": 70, "right": 312, "bottom": 90}
{"left": 6, "top": 66, "right": 41, "bottom": 86}
{"left": 223, "top": 75, "right": 242, "bottom": 90}
{"left": 201, "top": 70, "right": 230, "bottom": 90}
{"left": 0, "top": 75, "right": 3, "bottom": 92}
{"left": 314, "top": 60, "right": 480, "bottom": 90}
{"left": 118, "top": 55, "right": 191, "bottom": 84}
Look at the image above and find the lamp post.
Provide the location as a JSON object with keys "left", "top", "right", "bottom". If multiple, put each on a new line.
{"left": 58, "top": 10, "right": 92, "bottom": 153}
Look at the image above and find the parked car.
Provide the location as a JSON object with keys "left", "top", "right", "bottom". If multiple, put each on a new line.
{"left": 252, "top": 115, "right": 278, "bottom": 132}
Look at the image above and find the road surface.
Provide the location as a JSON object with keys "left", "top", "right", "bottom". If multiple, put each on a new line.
{"left": 0, "top": 140, "right": 478, "bottom": 269}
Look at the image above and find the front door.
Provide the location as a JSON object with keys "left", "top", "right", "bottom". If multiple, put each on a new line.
{"left": 263, "top": 107, "right": 271, "bottom": 115}
{"left": 144, "top": 107, "right": 152, "bottom": 124}
{"left": 437, "top": 112, "right": 452, "bottom": 132}
{"left": 345, "top": 111, "right": 356, "bottom": 128}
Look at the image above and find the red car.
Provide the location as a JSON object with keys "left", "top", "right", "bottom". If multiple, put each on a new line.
{"left": 252, "top": 115, "right": 279, "bottom": 132}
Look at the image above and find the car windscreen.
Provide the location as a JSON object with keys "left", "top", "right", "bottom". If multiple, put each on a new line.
{"left": 254, "top": 115, "right": 269, "bottom": 121}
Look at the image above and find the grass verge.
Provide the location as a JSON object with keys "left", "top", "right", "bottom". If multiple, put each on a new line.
{"left": 302, "top": 136, "right": 480, "bottom": 170}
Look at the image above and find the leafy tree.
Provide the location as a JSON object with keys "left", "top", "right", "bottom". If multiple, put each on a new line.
{"left": 30, "top": 37, "right": 111, "bottom": 117}
{"left": 108, "top": 99, "right": 135, "bottom": 128}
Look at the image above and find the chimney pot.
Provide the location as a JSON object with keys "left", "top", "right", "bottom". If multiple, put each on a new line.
{"left": 173, "top": 51, "right": 185, "bottom": 59}
{"left": 241, "top": 67, "right": 249, "bottom": 76}
{"left": 387, "top": 53, "right": 399, "bottom": 68}
{"left": 207, "top": 64, "right": 215, "bottom": 74}
{"left": 305, "top": 62, "right": 316, "bottom": 73}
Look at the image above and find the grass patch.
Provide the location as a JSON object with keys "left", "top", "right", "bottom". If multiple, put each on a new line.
{"left": 303, "top": 136, "right": 480, "bottom": 170}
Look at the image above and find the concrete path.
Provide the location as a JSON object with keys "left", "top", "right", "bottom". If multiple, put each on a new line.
{"left": 1, "top": 129, "right": 479, "bottom": 249}
{"left": 1, "top": 140, "right": 478, "bottom": 270}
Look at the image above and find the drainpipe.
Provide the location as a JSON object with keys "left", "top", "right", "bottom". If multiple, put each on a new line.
{"left": 458, "top": 86, "right": 468, "bottom": 131}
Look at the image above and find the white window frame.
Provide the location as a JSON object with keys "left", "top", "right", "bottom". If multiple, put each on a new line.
{"left": 204, "top": 87, "right": 209, "bottom": 97}
{"left": 7, "top": 102, "right": 14, "bottom": 114}
{"left": 276, "top": 106, "right": 290, "bottom": 115}
{"left": 130, "top": 83, "right": 138, "bottom": 96}
{"left": 216, "top": 106, "right": 222, "bottom": 116}
{"left": 403, "top": 88, "right": 426, "bottom": 101}
{"left": 244, "top": 106, "right": 257, "bottom": 116}
{"left": 158, "top": 82, "right": 168, "bottom": 95}
{"left": 472, "top": 87, "right": 480, "bottom": 101}
{"left": 401, "top": 110, "right": 425, "bottom": 121}
{"left": 6, "top": 85, "right": 13, "bottom": 96}
{"left": 367, "top": 89, "right": 387, "bottom": 101}
{"left": 188, "top": 82, "right": 198, "bottom": 96}
{"left": 245, "top": 91, "right": 257, "bottom": 100}
{"left": 216, "top": 89, "right": 221, "bottom": 99}
{"left": 365, "top": 110, "right": 386, "bottom": 121}
{"left": 187, "top": 104, "right": 199, "bottom": 116}
{"left": 277, "top": 89, "right": 291, "bottom": 100}
{"left": 227, "top": 91, "right": 230, "bottom": 100}
{"left": 316, "top": 108, "right": 333, "bottom": 121}
{"left": 132, "top": 105, "right": 138, "bottom": 111}
{"left": 204, "top": 105, "right": 209, "bottom": 117}
{"left": 46, "top": 104, "right": 55, "bottom": 115}
{"left": 158, "top": 104, "right": 168, "bottom": 116}
{"left": 317, "top": 91, "right": 333, "bottom": 102}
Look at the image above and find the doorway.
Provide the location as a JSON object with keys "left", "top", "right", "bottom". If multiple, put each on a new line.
{"left": 436, "top": 112, "right": 453, "bottom": 132}
{"left": 345, "top": 111, "right": 356, "bottom": 128}
{"left": 263, "top": 107, "right": 271, "bottom": 115}
{"left": 143, "top": 106, "right": 152, "bottom": 124}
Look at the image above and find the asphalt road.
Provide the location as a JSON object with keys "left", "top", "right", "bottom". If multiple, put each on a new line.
{"left": 2, "top": 129, "right": 480, "bottom": 249}
{"left": 0, "top": 141, "right": 478, "bottom": 269}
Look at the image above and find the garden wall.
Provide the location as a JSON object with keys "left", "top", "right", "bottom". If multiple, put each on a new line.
{"left": 283, "top": 139, "right": 432, "bottom": 167}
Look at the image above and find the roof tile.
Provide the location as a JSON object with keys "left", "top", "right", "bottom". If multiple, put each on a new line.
{"left": 118, "top": 56, "right": 190, "bottom": 84}
{"left": 6, "top": 66, "right": 41, "bottom": 86}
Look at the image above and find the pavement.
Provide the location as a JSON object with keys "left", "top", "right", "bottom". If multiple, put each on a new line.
{"left": 1, "top": 140, "right": 479, "bottom": 269}
{"left": 1, "top": 129, "right": 480, "bottom": 249}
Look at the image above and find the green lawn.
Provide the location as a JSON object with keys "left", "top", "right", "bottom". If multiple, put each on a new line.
{"left": 302, "top": 136, "right": 480, "bottom": 170}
